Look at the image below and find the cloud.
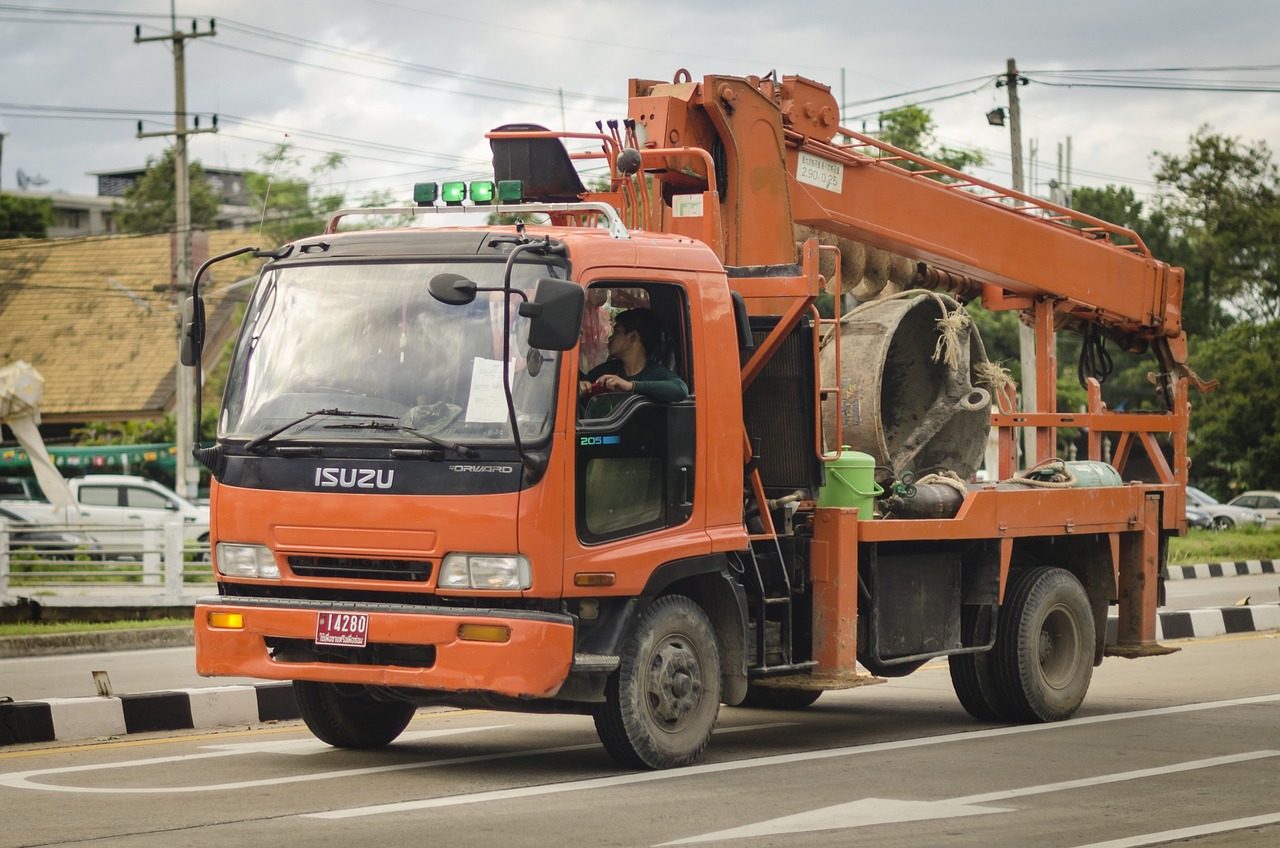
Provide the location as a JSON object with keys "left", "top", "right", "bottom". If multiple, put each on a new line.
{"left": 2, "top": 0, "right": 1278, "bottom": 207}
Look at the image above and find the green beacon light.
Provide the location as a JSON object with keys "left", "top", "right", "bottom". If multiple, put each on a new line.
{"left": 469, "top": 181, "right": 495, "bottom": 204}
{"left": 441, "top": 181, "right": 467, "bottom": 205}
{"left": 496, "top": 180, "right": 523, "bottom": 203}
{"left": 413, "top": 182, "right": 439, "bottom": 207}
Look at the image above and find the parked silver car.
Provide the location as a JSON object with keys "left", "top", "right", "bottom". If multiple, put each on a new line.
{"left": 1227, "top": 490, "right": 1280, "bottom": 527}
{"left": 1186, "top": 486, "right": 1266, "bottom": 530}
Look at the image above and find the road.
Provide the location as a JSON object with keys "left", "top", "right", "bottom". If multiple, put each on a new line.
{"left": 0, "top": 634, "right": 1276, "bottom": 848}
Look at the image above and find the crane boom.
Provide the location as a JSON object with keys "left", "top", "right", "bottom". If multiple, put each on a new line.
{"left": 629, "top": 71, "right": 1183, "bottom": 341}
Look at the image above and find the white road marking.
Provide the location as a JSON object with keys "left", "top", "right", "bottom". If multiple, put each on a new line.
{"left": 1069, "top": 812, "right": 1280, "bottom": 848}
{"left": 0, "top": 726, "right": 502, "bottom": 793}
{"left": 661, "top": 752, "right": 1280, "bottom": 844}
{"left": 0, "top": 721, "right": 794, "bottom": 794}
{"left": 305, "top": 694, "right": 1280, "bottom": 820}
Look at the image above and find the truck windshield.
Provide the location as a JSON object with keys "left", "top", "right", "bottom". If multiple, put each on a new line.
{"left": 219, "top": 260, "right": 562, "bottom": 447}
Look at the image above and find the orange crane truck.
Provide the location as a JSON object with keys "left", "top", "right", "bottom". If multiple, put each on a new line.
{"left": 182, "top": 70, "right": 1198, "bottom": 769}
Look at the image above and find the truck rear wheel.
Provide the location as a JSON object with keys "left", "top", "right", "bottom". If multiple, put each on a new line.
{"left": 949, "top": 605, "right": 1013, "bottom": 721}
{"left": 294, "top": 681, "right": 416, "bottom": 748}
{"left": 992, "top": 566, "right": 1095, "bottom": 722}
{"left": 594, "top": 594, "right": 721, "bottom": 769}
{"left": 949, "top": 650, "right": 1012, "bottom": 721}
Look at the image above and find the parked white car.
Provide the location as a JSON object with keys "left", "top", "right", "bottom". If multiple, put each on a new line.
{"left": 1186, "top": 486, "right": 1266, "bottom": 531}
{"left": 1227, "top": 490, "right": 1280, "bottom": 527}
{"left": 0, "top": 474, "right": 209, "bottom": 554}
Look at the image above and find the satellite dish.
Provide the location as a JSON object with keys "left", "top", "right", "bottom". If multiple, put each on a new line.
{"left": 16, "top": 169, "right": 49, "bottom": 190}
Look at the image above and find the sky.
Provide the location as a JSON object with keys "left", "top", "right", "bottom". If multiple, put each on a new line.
{"left": 2, "top": 0, "right": 1279, "bottom": 212}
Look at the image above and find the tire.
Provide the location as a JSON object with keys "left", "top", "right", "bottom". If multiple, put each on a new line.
{"left": 594, "top": 595, "right": 721, "bottom": 769}
{"left": 949, "top": 650, "right": 1012, "bottom": 721}
{"left": 991, "top": 567, "right": 1095, "bottom": 723}
{"left": 949, "top": 605, "right": 1013, "bottom": 722}
{"left": 740, "top": 683, "right": 822, "bottom": 710}
{"left": 1212, "top": 515, "right": 1234, "bottom": 531}
{"left": 294, "top": 680, "right": 416, "bottom": 748}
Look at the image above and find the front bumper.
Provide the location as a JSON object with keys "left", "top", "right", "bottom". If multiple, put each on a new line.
{"left": 195, "top": 596, "right": 575, "bottom": 699}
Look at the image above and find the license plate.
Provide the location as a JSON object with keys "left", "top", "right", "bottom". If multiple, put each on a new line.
{"left": 315, "top": 612, "right": 369, "bottom": 647}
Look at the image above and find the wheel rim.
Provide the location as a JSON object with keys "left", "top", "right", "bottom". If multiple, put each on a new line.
{"left": 1213, "top": 516, "right": 1232, "bottom": 531}
{"left": 642, "top": 633, "right": 704, "bottom": 732}
{"left": 1037, "top": 603, "right": 1082, "bottom": 690}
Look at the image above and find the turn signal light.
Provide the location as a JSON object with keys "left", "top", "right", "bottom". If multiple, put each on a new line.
{"left": 207, "top": 612, "right": 244, "bottom": 630}
{"left": 458, "top": 624, "right": 511, "bottom": 643}
{"left": 574, "top": 572, "right": 616, "bottom": 587}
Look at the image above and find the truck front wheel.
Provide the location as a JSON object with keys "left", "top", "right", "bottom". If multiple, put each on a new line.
{"left": 594, "top": 595, "right": 722, "bottom": 769}
{"left": 992, "top": 566, "right": 1095, "bottom": 722}
{"left": 294, "top": 681, "right": 416, "bottom": 748}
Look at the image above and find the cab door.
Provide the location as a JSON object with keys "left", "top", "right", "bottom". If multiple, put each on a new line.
{"left": 564, "top": 281, "right": 708, "bottom": 591}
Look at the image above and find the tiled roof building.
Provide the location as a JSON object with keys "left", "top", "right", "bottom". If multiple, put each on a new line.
{"left": 0, "top": 230, "right": 260, "bottom": 425}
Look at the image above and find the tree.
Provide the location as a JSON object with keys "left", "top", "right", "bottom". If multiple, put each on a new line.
{"left": 1187, "top": 319, "right": 1280, "bottom": 496}
{"left": 247, "top": 143, "right": 352, "bottom": 244}
{"left": 117, "top": 147, "right": 221, "bottom": 234}
{"left": 876, "top": 105, "right": 986, "bottom": 175}
{"left": 1152, "top": 126, "right": 1280, "bottom": 328}
{"left": 0, "top": 193, "right": 53, "bottom": 238}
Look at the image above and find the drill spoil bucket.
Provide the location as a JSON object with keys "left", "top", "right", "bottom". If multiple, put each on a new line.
{"left": 820, "top": 293, "right": 992, "bottom": 480}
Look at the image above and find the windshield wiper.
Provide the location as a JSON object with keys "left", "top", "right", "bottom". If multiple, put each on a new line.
{"left": 324, "top": 420, "right": 476, "bottom": 458}
{"left": 244, "top": 408, "right": 381, "bottom": 453}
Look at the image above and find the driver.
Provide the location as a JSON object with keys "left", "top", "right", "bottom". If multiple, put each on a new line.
{"left": 578, "top": 309, "right": 687, "bottom": 408}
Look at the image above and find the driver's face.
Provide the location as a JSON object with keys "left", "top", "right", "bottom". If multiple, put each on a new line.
{"left": 607, "top": 324, "right": 633, "bottom": 356}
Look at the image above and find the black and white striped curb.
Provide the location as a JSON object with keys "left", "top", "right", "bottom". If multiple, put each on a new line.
{"left": 0, "top": 682, "right": 298, "bottom": 746}
{"left": 1167, "top": 559, "right": 1277, "bottom": 580}
{"left": 1105, "top": 603, "right": 1280, "bottom": 644}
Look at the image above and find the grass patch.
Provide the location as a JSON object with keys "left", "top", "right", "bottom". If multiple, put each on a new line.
{"left": 0, "top": 617, "right": 192, "bottom": 638}
{"left": 1167, "top": 525, "right": 1280, "bottom": 565}
{"left": 0, "top": 617, "right": 190, "bottom": 637}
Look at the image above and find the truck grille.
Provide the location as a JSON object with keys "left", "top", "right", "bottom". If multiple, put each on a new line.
{"left": 287, "top": 556, "right": 433, "bottom": 583}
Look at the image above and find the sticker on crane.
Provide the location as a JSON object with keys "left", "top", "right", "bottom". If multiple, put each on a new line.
{"left": 796, "top": 151, "right": 844, "bottom": 193}
{"left": 672, "top": 194, "right": 704, "bottom": 217}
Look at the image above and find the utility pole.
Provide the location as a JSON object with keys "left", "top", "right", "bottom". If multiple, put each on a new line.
{"left": 999, "top": 57, "right": 1037, "bottom": 469}
{"left": 136, "top": 9, "right": 217, "bottom": 500}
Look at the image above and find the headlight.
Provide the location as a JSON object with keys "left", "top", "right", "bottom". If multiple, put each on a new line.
{"left": 438, "top": 553, "right": 531, "bottom": 590}
{"left": 215, "top": 543, "right": 280, "bottom": 579}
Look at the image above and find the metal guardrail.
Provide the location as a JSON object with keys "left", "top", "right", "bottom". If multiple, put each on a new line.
{"left": 0, "top": 519, "right": 212, "bottom": 606}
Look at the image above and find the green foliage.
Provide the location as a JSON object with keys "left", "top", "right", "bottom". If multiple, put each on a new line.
{"left": 247, "top": 143, "right": 350, "bottom": 245}
{"left": 877, "top": 105, "right": 986, "bottom": 175}
{"left": 117, "top": 147, "right": 221, "bottom": 235}
{"left": 0, "top": 192, "right": 54, "bottom": 238}
{"left": 1186, "top": 319, "right": 1280, "bottom": 494}
{"left": 0, "top": 617, "right": 191, "bottom": 637}
{"left": 1153, "top": 126, "right": 1280, "bottom": 327}
{"left": 72, "top": 416, "right": 177, "bottom": 445}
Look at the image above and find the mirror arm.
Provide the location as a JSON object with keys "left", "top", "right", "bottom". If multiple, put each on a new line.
{"left": 499, "top": 238, "right": 553, "bottom": 472}
{"left": 186, "top": 245, "right": 263, "bottom": 473}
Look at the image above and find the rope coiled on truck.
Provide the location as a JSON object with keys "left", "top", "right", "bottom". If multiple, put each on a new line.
{"left": 1005, "top": 457, "right": 1078, "bottom": 489}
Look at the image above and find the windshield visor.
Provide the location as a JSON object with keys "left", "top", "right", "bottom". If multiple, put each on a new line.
{"left": 220, "top": 261, "right": 563, "bottom": 446}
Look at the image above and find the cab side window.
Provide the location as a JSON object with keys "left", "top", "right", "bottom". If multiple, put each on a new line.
{"left": 575, "top": 282, "right": 695, "bottom": 544}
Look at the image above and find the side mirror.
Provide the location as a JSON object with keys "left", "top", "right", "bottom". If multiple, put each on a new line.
{"left": 521, "top": 278, "right": 585, "bottom": 351}
{"left": 429, "top": 272, "right": 479, "bottom": 305}
{"left": 179, "top": 296, "right": 205, "bottom": 366}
